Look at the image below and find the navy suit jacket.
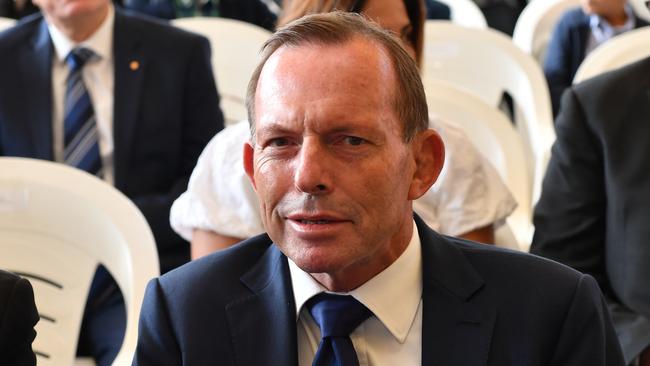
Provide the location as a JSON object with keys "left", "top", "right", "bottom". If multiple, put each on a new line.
{"left": 533, "top": 56, "right": 650, "bottom": 361}
{"left": 543, "top": 7, "right": 648, "bottom": 117}
{"left": 133, "top": 216, "right": 624, "bottom": 365}
{"left": 0, "top": 270, "right": 38, "bottom": 366}
{"left": 425, "top": 0, "right": 451, "bottom": 20}
{"left": 0, "top": 10, "right": 224, "bottom": 273}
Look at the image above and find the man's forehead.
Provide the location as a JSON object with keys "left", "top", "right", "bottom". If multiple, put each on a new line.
{"left": 260, "top": 36, "right": 393, "bottom": 80}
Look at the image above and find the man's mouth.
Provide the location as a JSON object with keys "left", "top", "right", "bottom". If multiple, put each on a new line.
{"left": 297, "top": 219, "right": 333, "bottom": 224}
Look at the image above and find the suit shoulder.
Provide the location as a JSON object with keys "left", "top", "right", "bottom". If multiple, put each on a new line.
{"left": 451, "top": 237, "right": 587, "bottom": 286}
{"left": 556, "top": 7, "right": 589, "bottom": 30}
{"left": 574, "top": 55, "right": 650, "bottom": 101}
{"left": 157, "top": 234, "right": 273, "bottom": 293}
{"left": 0, "top": 14, "right": 43, "bottom": 51}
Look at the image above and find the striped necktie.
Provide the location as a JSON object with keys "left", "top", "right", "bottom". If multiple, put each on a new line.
{"left": 64, "top": 47, "right": 102, "bottom": 176}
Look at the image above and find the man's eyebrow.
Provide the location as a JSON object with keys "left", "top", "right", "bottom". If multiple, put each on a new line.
{"left": 256, "top": 123, "right": 296, "bottom": 136}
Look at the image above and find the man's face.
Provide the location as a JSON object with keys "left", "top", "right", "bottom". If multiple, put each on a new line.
{"left": 244, "top": 38, "right": 436, "bottom": 290}
{"left": 580, "top": 0, "right": 627, "bottom": 17}
{"left": 33, "top": 0, "right": 108, "bottom": 25}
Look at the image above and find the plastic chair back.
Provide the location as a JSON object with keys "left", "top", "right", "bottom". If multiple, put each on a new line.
{"left": 172, "top": 17, "right": 272, "bottom": 126}
{"left": 512, "top": 0, "right": 581, "bottom": 63}
{"left": 426, "top": 80, "right": 532, "bottom": 250}
{"left": 422, "top": 21, "right": 555, "bottom": 210}
{"left": 573, "top": 26, "right": 650, "bottom": 83}
{"left": 0, "top": 16, "right": 16, "bottom": 32}
{"left": 0, "top": 158, "right": 159, "bottom": 366}
{"left": 436, "top": 0, "right": 488, "bottom": 28}
{"left": 631, "top": 0, "right": 650, "bottom": 22}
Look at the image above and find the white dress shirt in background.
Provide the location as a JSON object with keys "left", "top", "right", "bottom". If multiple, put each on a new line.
{"left": 48, "top": 5, "right": 115, "bottom": 184}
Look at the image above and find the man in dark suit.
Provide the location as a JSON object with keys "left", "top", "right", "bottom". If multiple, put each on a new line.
{"left": 532, "top": 55, "right": 650, "bottom": 365}
{"left": 0, "top": 270, "right": 39, "bottom": 366}
{"left": 543, "top": 0, "right": 648, "bottom": 117}
{"left": 0, "top": 0, "right": 223, "bottom": 363}
{"left": 133, "top": 12, "right": 624, "bottom": 366}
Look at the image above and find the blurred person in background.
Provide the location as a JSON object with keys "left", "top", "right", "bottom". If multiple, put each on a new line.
{"left": 0, "top": 0, "right": 224, "bottom": 362}
{"left": 544, "top": 0, "right": 648, "bottom": 117}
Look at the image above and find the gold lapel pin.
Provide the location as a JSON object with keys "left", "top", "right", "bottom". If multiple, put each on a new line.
{"left": 130, "top": 60, "right": 140, "bottom": 71}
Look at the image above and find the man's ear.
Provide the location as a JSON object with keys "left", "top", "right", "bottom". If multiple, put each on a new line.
{"left": 407, "top": 129, "right": 445, "bottom": 200}
{"left": 243, "top": 142, "right": 257, "bottom": 191}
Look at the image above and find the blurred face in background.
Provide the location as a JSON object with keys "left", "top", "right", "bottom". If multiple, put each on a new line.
{"left": 362, "top": 0, "right": 417, "bottom": 60}
{"left": 580, "top": 0, "right": 628, "bottom": 22}
{"left": 280, "top": 0, "right": 422, "bottom": 62}
{"left": 34, "top": 0, "right": 109, "bottom": 25}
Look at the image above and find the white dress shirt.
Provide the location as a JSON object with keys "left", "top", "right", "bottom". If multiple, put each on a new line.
{"left": 48, "top": 6, "right": 115, "bottom": 184}
{"left": 289, "top": 221, "right": 423, "bottom": 366}
{"left": 585, "top": 4, "right": 636, "bottom": 55}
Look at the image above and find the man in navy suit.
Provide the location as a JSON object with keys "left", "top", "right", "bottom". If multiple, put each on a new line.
{"left": 0, "top": 0, "right": 223, "bottom": 363}
{"left": 133, "top": 12, "right": 623, "bottom": 366}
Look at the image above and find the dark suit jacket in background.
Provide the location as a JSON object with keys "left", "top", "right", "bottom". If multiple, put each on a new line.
{"left": 532, "top": 56, "right": 650, "bottom": 362}
{"left": 543, "top": 6, "right": 649, "bottom": 117}
{"left": 0, "top": 270, "right": 38, "bottom": 366}
{"left": 0, "top": 9, "right": 224, "bottom": 273}
{"left": 425, "top": 0, "right": 450, "bottom": 20}
{"left": 133, "top": 215, "right": 623, "bottom": 365}
{"left": 0, "top": 0, "right": 38, "bottom": 19}
{"left": 123, "top": 0, "right": 277, "bottom": 30}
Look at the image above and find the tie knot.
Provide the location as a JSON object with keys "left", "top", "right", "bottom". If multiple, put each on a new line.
{"left": 66, "top": 47, "right": 96, "bottom": 71}
{"left": 306, "top": 293, "right": 372, "bottom": 338}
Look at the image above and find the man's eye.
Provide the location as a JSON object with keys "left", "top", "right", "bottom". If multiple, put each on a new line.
{"left": 343, "top": 136, "right": 366, "bottom": 146}
{"left": 268, "top": 138, "right": 291, "bottom": 147}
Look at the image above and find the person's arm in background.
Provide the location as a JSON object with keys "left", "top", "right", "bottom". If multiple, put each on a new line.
{"left": 191, "top": 229, "right": 243, "bottom": 258}
{"left": 0, "top": 270, "right": 39, "bottom": 366}
{"left": 459, "top": 225, "right": 494, "bottom": 244}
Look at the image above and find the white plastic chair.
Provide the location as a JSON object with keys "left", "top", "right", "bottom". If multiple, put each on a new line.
{"left": 426, "top": 80, "right": 533, "bottom": 250}
{"left": 422, "top": 21, "right": 555, "bottom": 212}
{"left": 436, "top": 0, "right": 488, "bottom": 28}
{"left": 0, "top": 157, "right": 160, "bottom": 366}
{"left": 172, "top": 17, "right": 272, "bottom": 126}
{"left": 0, "top": 16, "right": 16, "bottom": 32}
{"left": 573, "top": 26, "right": 650, "bottom": 83}
{"left": 512, "top": 0, "right": 581, "bottom": 63}
{"left": 630, "top": 0, "right": 650, "bottom": 22}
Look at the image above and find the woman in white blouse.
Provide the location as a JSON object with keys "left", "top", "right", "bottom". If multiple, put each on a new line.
{"left": 171, "top": 0, "right": 517, "bottom": 259}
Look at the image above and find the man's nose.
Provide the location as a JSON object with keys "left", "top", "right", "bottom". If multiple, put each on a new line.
{"left": 294, "top": 138, "right": 333, "bottom": 195}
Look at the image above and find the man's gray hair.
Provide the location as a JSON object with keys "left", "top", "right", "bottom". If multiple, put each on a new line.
{"left": 245, "top": 11, "right": 429, "bottom": 142}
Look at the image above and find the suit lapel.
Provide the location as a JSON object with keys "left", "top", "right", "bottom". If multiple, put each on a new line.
{"left": 417, "top": 216, "right": 496, "bottom": 366}
{"left": 112, "top": 9, "right": 145, "bottom": 190}
{"left": 22, "top": 19, "right": 53, "bottom": 160}
{"left": 226, "top": 244, "right": 298, "bottom": 366}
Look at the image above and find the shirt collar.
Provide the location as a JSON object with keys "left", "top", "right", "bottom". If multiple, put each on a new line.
{"left": 289, "top": 220, "right": 423, "bottom": 343}
{"left": 48, "top": 4, "right": 115, "bottom": 63}
{"left": 589, "top": 4, "right": 636, "bottom": 39}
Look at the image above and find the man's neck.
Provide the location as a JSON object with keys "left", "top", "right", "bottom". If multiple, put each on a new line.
{"left": 603, "top": 8, "right": 629, "bottom": 27}
{"left": 46, "top": 6, "right": 109, "bottom": 43}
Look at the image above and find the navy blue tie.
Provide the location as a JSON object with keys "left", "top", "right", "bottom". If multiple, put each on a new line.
{"left": 306, "top": 293, "right": 372, "bottom": 366}
{"left": 64, "top": 47, "right": 102, "bottom": 176}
